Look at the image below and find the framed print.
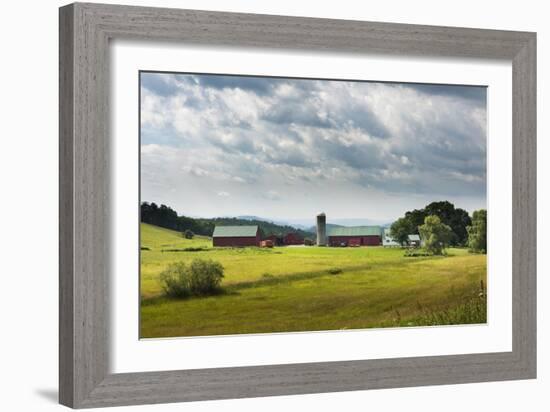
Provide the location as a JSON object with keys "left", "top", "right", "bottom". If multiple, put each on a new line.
{"left": 59, "top": 2, "right": 536, "bottom": 408}
{"left": 137, "top": 71, "right": 490, "bottom": 339}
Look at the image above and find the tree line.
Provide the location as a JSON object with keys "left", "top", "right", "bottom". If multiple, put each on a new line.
{"left": 390, "top": 201, "right": 486, "bottom": 253}
{"left": 140, "top": 202, "right": 314, "bottom": 239}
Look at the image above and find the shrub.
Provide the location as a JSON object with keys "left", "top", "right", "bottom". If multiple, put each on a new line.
{"left": 159, "top": 258, "right": 224, "bottom": 298}
{"left": 189, "top": 259, "right": 224, "bottom": 295}
{"left": 183, "top": 229, "right": 195, "bottom": 239}
{"left": 404, "top": 248, "right": 432, "bottom": 257}
{"left": 159, "top": 262, "right": 191, "bottom": 298}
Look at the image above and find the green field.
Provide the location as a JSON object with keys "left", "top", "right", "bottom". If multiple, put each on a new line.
{"left": 140, "top": 223, "right": 487, "bottom": 338}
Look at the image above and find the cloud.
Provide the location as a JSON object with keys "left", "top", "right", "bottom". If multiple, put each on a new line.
{"left": 217, "top": 191, "right": 230, "bottom": 197}
{"left": 400, "top": 83, "right": 487, "bottom": 105}
{"left": 194, "top": 74, "right": 283, "bottom": 95}
{"left": 140, "top": 73, "right": 487, "bottom": 217}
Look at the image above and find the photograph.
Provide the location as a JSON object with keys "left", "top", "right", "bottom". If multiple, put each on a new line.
{"left": 139, "top": 71, "right": 488, "bottom": 339}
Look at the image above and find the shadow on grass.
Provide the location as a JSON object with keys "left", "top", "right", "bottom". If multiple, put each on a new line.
{"left": 141, "top": 264, "right": 372, "bottom": 305}
{"left": 225, "top": 265, "right": 368, "bottom": 291}
{"left": 140, "top": 254, "right": 446, "bottom": 305}
{"left": 141, "top": 288, "right": 242, "bottom": 306}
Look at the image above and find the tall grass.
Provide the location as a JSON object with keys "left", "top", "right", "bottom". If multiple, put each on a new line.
{"left": 393, "top": 281, "right": 487, "bottom": 326}
{"left": 411, "top": 296, "right": 487, "bottom": 326}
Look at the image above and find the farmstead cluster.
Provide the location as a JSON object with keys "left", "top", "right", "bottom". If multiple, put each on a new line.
{"left": 211, "top": 212, "right": 408, "bottom": 248}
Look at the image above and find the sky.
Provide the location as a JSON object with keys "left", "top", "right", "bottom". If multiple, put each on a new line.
{"left": 140, "top": 72, "right": 487, "bottom": 226}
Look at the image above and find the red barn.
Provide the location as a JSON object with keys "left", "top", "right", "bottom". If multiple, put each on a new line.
{"left": 327, "top": 226, "right": 382, "bottom": 247}
{"left": 283, "top": 232, "right": 303, "bottom": 245}
{"left": 212, "top": 225, "right": 260, "bottom": 247}
{"left": 264, "top": 234, "right": 284, "bottom": 246}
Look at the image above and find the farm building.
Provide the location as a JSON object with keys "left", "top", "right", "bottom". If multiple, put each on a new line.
{"left": 315, "top": 213, "right": 382, "bottom": 247}
{"left": 264, "top": 234, "right": 284, "bottom": 246}
{"left": 212, "top": 225, "right": 260, "bottom": 247}
{"left": 407, "top": 234, "right": 422, "bottom": 247}
{"left": 382, "top": 228, "right": 400, "bottom": 247}
{"left": 260, "top": 239, "right": 274, "bottom": 248}
{"left": 326, "top": 226, "right": 383, "bottom": 247}
{"left": 284, "top": 232, "right": 303, "bottom": 245}
{"left": 316, "top": 213, "right": 327, "bottom": 246}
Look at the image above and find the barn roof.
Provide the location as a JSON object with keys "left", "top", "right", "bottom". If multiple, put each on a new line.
{"left": 213, "top": 225, "right": 258, "bottom": 238}
{"left": 327, "top": 226, "right": 382, "bottom": 237}
{"left": 408, "top": 234, "right": 421, "bottom": 241}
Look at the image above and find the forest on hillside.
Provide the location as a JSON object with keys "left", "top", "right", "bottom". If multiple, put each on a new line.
{"left": 140, "top": 202, "right": 315, "bottom": 239}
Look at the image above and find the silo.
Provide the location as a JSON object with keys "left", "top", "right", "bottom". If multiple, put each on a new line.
{"left": 316, "top": 213, "right": 327, "bottom": 246}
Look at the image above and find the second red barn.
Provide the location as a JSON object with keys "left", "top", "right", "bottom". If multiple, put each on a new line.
{"left": 326, "top": 226, "right": 382, "bottom": 247}
{"left": 283, "top": 232, "right": 303, "bottom": 245}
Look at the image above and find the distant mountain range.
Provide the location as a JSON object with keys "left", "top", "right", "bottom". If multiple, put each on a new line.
{"left": 237, "top": 215, "right": 311, "bottom": 230}
{"left": 141, "top": 203, "right": 317, "bottom": 238}
{"left": 237, "top": 215, "right": 390, "bottom": 232}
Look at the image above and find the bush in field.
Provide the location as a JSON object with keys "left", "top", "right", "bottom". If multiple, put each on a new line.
{"left": 159, "top": 262, "right": 190, "bottom": 298}
{"left": 404, "top": 249, "right": 432, "bottom": 257}
{"left": 183, "top": 229, "right": 194, "bottom": 239}
{"left": 418, "top": 215, "right": 452, "bottom": 255}
{"left": 159, "top": 258, "right": 224, "bottom": 298}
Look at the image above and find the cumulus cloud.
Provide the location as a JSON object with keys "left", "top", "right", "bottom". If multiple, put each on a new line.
{"left": 140, "top": 72, "right": 487, "bottom": 220}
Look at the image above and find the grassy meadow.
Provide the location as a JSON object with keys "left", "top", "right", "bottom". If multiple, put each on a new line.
{"left": 140, "top": 223, "right": 487, "bottom": 338}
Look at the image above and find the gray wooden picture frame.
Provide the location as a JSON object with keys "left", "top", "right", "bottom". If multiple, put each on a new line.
{"left": 59, "top": 2, "right": 536, "bottom": 409}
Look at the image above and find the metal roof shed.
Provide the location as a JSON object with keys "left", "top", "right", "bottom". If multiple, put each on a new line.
{"left": 212, "top": 225, "right": 260, "bottom": 247}
{"left": 327, "top": 226, "right": 383, "bottom": 237}
{"left": 213, "top": 225, "right": 259, "bottom": 237}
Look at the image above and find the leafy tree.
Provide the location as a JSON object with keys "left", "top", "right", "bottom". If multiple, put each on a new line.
{"left": 424, "top": 201, "right": 471, "bottom": 245}
{"left": 392, "top": 201, "right": 472, "bottom": 247}
{"left": 467, "top": 209, "right": 487, "bottom": 253}
{"left": 404, "top": 208, "right": 426, "bottom": 235}
{"left": 390, "top": 217, "right": 413, "bottom": 245}
{"left": 140, "top": 202, "right": 179, "bottom": 229}
{"left": 418, "top": 215, "right": 453, "bottom": 255}
{"left": 184, "top": 229, "right": 194, "bottom": 239}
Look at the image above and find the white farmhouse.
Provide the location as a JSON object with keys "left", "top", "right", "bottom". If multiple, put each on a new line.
{"left": 382, "top": 228, "right": 400, "bottom": 247}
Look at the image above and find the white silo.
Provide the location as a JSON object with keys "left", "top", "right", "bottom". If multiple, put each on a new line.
{"left": 316, "top": 213, "right": 327, "bottom": 246}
